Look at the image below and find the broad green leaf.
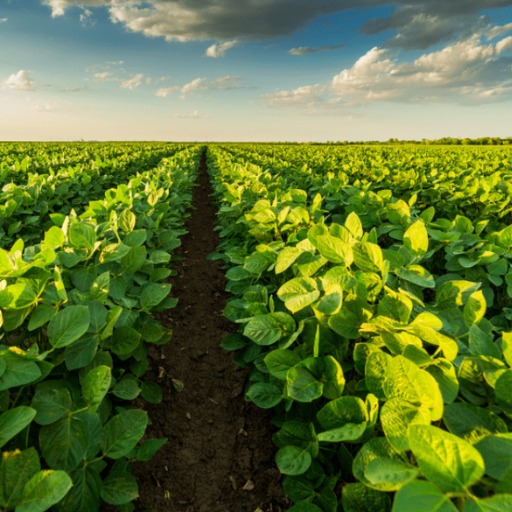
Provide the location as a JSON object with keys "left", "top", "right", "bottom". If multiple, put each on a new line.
{"left": 43, "top": 227, "right": 64, "bottom": 249}
{"left": 316, "top": 235, "right": 353, "bottom": 266}
{"left": 120, "top": 246, "right": 146, "bottom": 274}
{"left": 0, "top": 284, "right": 37, "bottom": 310}
{"left": 345, "top": 212, "right": 363, "bottom": 240}
{"left": 392, "top": 480, "right": 458, "bottom": 512}
{"left": 82, "top": 366, "right": 111, "bottom": 413}
{"left": 0, "top": 447, "right": 40, "bottom": 510}
{"left": 88, "top": 272, "right": 110, "bottom": 303}
{"left": 246, "top": 383, "right": 282, "bottom": 408}
{"left": 287, "top": 368, "right": 323, "bottom": 403}
{"left": 69, "top": 223, "right": 95, "bottom": 249}
{"left": 264, "top": 350, "right": 301, "bottom": 380}
{"left": 57, "top": 465, "right": 101, "bottom": 512}
{"left": 0, "top": 352, "right": 41, "bottom": 391}
{"left": 39, "top": 417, "right": 89, "bottom": 472}
{"left": 381, "top": 398, "right": 431, "bottom": 452}
{"left": 244, "top": 315, "right": 282, "bottom": 346}
{"left": 464, "top": 291, "right": 486, "bottom": 328}
{"left": 502, "top": 332, "right": 512, "bottom": 367}
{"left": 287, "top": 503, "right": 323, "bottom": 512}
{"left": 0, "top": 407, "right": 37, "bottom": 448}
{"left": 495, "top": 370, "right": 512, "bottom": 414}
{"left": 99, "top": 243, "right": 130, "bottom": 264}
{"left": 403, "top": 221, "right": 428, "bottom": 258}
{"left": 396, "top": 265, "right": 435, "bottom": 288}
{"left": 365, "top": 351, "right": 392, "bottom": 400}
{"left": 475, "top": 434, "right": 512, "bottom": 479}
{"left": 140, "top": 283, "right": 171, "bottom": 310}
{"left": 317, "top": 396, "right": 366, "bottom": 431}
{"left": 136, "top": 438, "right": 167, "bottom": 462}
{"left": 277, "top": 277, "right": 320, "bottom": 314}
{"left": 365, "top": 457, "right": 419, "bottom": 486}
{"left": 31, "top": 389, "right": 71, "bottom": 426}
{"left": 113, "top": 380, "right": 141, "bottom": 400}
{"left": 47, "top": 306, "right": 90, "bottom": 348}
{"left": 464, "top": 495, "right": 512, "bottom": 512}
{"left": 100, "top": 471, "right": 138, "bottom": 505}
{"left": 111, "top": 326, "right": 141, "bottom": 355}
{"left": 408, "top": 424, "right": 484, "bottom": 493}
{"left": 140, "top": 381, "right": 162, "bottom": 403}
{"left": 276, "top": 446, "right": 312, "bottom": 476}
{"left": 64, "top": 336, "right": 97, "bottom": 371}
{"left": 16, "top": 470, "right": 72, "bottom": 512}
{"left": 101, "top": 409, "right": 148, "bottom": 459}
{"left": 314, "top": 284, "right": 342, "bottom": 315}
{"left": 353, "top": 242, "right": 384, "bottom": 273}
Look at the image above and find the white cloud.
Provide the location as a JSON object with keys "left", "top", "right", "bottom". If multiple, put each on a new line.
{"left": 80, "top": 9, "right": 96, "bottom": 26}
{"left": 93, "top": 71, "right": 116, "bottom": 83}
{"left": 120, "top": 73, "right": 144, "bottom": 89}
{"left": 0, "top": 18, "right": 8, "bottom": 23}
{"left": 155, "top": 85, "right": 180, "bottom": 97}
{"left": 62, "top": 86, "right": 89, "bottom": 92}
{"left": 173, "top": 110, "right": 208, "bottom": 119}
{"left": 206, "top": 40, "right": 237, "bottom": 57}
{"left": 486, "top": 22, "right": 512, "bottom": 40}
{"left": 289, "top": 44, "right": 346, "bottom": 55}
{"left": 260, "top": 33, "right": 512, "bottom": 113}
{"left": 1, "top": 70, "right": 36, "bottom": 91}
{"left": 146, "top": 77, "right": 152, "bottom": 85}
{"left": 107, "top": 60, "right": 124, "bottom": 65}
{"left": 181, "top": 77, "right": 205, "bottom": 95}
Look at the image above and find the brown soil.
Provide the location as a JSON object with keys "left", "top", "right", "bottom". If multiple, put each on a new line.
{"left": 132, "top": 151, "right": 290, "bottom": 512}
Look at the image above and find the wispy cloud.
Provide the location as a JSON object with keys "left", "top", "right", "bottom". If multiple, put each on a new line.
{"left": 156, "top": 75, "right": 245, "bottom": 99}
{"left": 120, "top": 73, "right": 144, "bottom": 89}
{"left": 206, "top": 40, "right": 237, "bottom": 57}
{"left": 289, "top": 44, "right": 346, "bottom": 55}
{"left": 1, "top": 70, "right": 36, "bottom": 91}
{"left": 61, "top": 86, "right": 89, "bottom": 93}
{"left": 0, "top": 18, "right": 8, "bottom": 23}
{"left": 80, "top": 9, "right": 96, "bottom": 27}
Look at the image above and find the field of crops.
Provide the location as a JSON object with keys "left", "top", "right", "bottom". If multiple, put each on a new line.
{"left": 1, "top": 142, "right": 512, "bottom": 512}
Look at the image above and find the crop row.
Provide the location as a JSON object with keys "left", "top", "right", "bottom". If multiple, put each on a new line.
{"left": 208, "top": 145, "right": 512, "bottom": 512}
{"left": 0, "top": 145, "right": 202, "bottom": 512}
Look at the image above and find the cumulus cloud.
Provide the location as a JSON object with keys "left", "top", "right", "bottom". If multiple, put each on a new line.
{"left": 155, "top": 76, "right": 245, "bottom": 99}
{"left": 120, "top": 73, "right": 144, "bottom": 89}
{"left": 260, "top": 33, "right": 512, "bottom": 112}
{"left": 487, "top": 22, "right": 512, "bottom": 40}
{"left": 39, "top": 1, "right": 512, "bottom": 53}
{"left": 1, "top": 70, "right": 36, "bottom": 91}
{"left": 206, "top": 40, "right": 237, "bottom": 57}
{"left": 173, "top": 110, "right": 208, "bottom": 119}
{"left": 289, "top": 44, "right": 346, "bottom": 55}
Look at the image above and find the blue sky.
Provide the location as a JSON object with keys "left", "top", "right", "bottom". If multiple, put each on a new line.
{"left": 1, "top": 0, "right": 512, "bottom": 141}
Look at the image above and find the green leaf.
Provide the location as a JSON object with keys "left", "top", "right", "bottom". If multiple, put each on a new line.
{"left": 82, "top": 366, "right": 111, "bottom": 413}
{"left": 88, "top": 272, "right": 109, "bottom": 303}
{"left": 43, "top": 227, "right": 64, "bottom": 249}
{"left": 31, "top": 389, "right": 72, "bottom": 426}
{"left": 392, "top": 480, "right": 458, "bottom": 512}
{"left": 0, "top": 352, "right": 41, "bottom": 391}
{"left": 243, "top": 253, "right": 268, "bottom": 274}
{"left": 0, "top": 447, "right": 40, "bottom": 510}
{"left": 475, "top": 434, "right": 512, "bottom": 479}
{"left": 287, "top": 503, "right": 323, "bottom": 512}
{"left": 317, "top": 396, "right": 367, "bottom": 431}
{"left": 408, "top": 424, "right": 484, "bottom": 493}
{"left": 136, "top": 438, "right": 167, "bottom": 462}
{"left": 342, "top": 483, "right": 391, "bottom": 512}
{"left": 16, "top": 470, "right": 72, "bottom": 512}
{"left": 113, "top": 380, "right": 141, "bottom": 400}
{"left": 244, "top": 314, "right": 282, "bottom": 346}
{"left": 276, "top": 247, "right": 302, "bottom": 274}
{"left": 495, "top": 370, "right": 512, "bottom": 414}
{"left": 381, "top": 398, "right": 431, "bottom": 452}
{"left": 317, "top": 422, "right": 366, "bottom": 443}
{"left": 100, "top": 471, "right": 138, "bottom": 505}
{"left": 123, "top": 230, "right": 146, "bottom": 247}
{"left": 65, "top": 336, "right": 98, "bottom": 371}
{"left": 502, "top": 332, "right": 512, "bottom": 367}
{"left": 28, "top": 305, "right": 57, "bottom": 332}
{"left": 101, "top": 409, "right": 148, "bottom": 459}
{"left": 220, "top": 333, "right": 247, "bottom": 351}
{"left": 316, "top": 235, "right": 353, "bottom": 266}
{"left": 140, "top": 283, "right": 171, "bottom": 310}
{"left": 57, "top": 465, "right": 101, "bottom": 512}
{"left": 48, "top": 306, "right": 90, "bottom": 348}
{"left": 0, "top": 407, "right": 37, "bottom": 449}
{"left": 365, "top": 351, "right": 392, "bottom": 400}
{"left": 353, "top": 242, "right": 384, "bottom": 272}
{"left": 39, "top": 417, "right": 89, "bottom": 472}
{"left": 264, "top": 350, "right": 301, "bottom": 380}
{"left": 365, "top": 457, "right": 419, "bottom": 486}
{"left": 464, "top": 291, "right": 487, "bottom": 328}
{"left": 111, "top": 326, "right": 141, "bottom": 356}
{"left": 396, "top": 265, "right": 435, "bottom": 288}
{"left": 403, "top": 221, "right": 428, "bottom": 258}
{"left": 314, "top": 284, "right": 343, "bottom": 315}
{"left": 120, "top": 246, "right": 147, "bottom": 274}
{"left": 119, "top": 209, "right": 136, "bottom": 232}
{"left": 287, "top": 367, "right": 323, "bottom": 403}
{"left": 69, "top": 223, "right": 95, "bottom": 249}
{"left": 345, "top": 212, "right": 363, "bottom": 240}
{"left": 277, "top": 277, "right": 320, "bottom": 314}
{"left": 276, "top": 446, "right": 312, "bottom": 476}
{"left": 140, "top": 381, "right": 162, "bottom": 403}
{"left": 246, "top": 383, "right": 282, "bottom": 408}
{"left": 464, "top": 495, "right": 512, "bottom": 512}
{"left": 99, "top": 243, "right": 130, "bottom": 264}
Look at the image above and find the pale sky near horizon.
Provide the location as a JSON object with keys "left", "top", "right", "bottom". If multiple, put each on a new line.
{"left": 1, "top": 0, "right": 512, "bottom": 142}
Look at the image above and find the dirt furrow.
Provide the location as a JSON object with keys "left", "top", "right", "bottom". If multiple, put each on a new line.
{"left": 133, "top": 150, "right": 289, "bottom": 512}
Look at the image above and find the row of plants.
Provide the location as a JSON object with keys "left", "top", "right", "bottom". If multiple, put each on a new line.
{"left": 207, "top": 145, "right": 512, "bottom": 512}
{"left": 0, "top": 145, "right": 203, "bottom": 512}
{"left": 0, "top": 145, "right": 188, "bottom": 248}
